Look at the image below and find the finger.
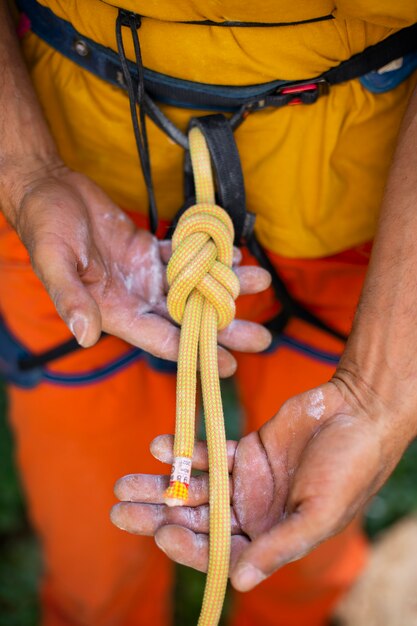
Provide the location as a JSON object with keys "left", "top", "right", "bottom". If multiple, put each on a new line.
{"left": 155, "top": 525, "right": 249, "bottom": 573}
{"left": 150, "top": 434, "right": 237, "bottom": 472}
{"left": 32, "top": 239, "right": 102, "bottom": 347}
{"left": 110, "top": 502, "right": 241, "bottom": 535}
{"left": 115, "top": 472, "right": 220, "bottom": 507}
{"left": 218, "top": 346, "right": 237, "bottom": 377}
{"left": 156, "top": 526, "right": 208, "bottom": 571}
{"left": 233, "top": 247, "right": 242, "bottom": 267}
{"left": 105, "top": 313, "right": 237, "bottom": 376}
{"left": 217, "top": 320, "right": 272, "bottom": 353}
{"left": 111, "top": 502, "right": 209, "bottom": 535}
{"left": 230, "top": 506, "right": 334, "bottom": 592}
{"left": 235, "top": 266, "right": 271, "bottom": 294}
{"left": 159, "top": 240, "right": 172, "bottom": 264}
{"left": 107, "top": 313, "right": 180, "bottom": 360}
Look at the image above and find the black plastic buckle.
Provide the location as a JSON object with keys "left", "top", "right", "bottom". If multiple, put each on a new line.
{"left": 248, "top": 78, "right": 330, "bottom": 111}
{"left": 118, "top": 9, "right": 141, "bottom": 29}
{"left": 278, "top": 78, "right": 329, "bottom": 104}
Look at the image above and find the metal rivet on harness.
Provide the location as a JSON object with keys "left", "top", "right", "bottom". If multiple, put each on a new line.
{"left": 73, "top": 38, "right": 89, "bottom": 57}
{"left": 116, "top": 70, "right": 125, "bottom": 87}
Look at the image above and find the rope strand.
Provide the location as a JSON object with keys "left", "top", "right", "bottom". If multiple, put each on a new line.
{"left": 164, "top": 127, "right": 239, "bottom": 625}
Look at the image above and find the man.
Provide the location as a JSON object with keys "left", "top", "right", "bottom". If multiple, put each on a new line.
{"left": 1, "top": 1, "right": 417, "bottom": 625}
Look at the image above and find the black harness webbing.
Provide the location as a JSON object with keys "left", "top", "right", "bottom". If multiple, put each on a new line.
{"left": 7, "top": 0, "right": 417, "bottom": 381}
{"left": 18, "top": 336, "right": 87, "bottom": 371}
{"left": 246, "top": 237, "right": 348, "bottom": 342}
{"left": 0, "top": 324, "right": 81, "bottom": 388}
{"left": 115, "top": 11, "right": 158, "bottom": 233}
{"left": 323, "top": 23, "right": 417, "bottom": 86}
{"left": 186, "top": 115, "right": 348, "bottom": 342}
{"left": 186, "top": 116, "right": 254, "bottom": 245}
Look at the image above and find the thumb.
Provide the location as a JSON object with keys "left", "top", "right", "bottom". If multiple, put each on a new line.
{"left": 230, "top": 505, "right": 334, "bottom": 592}
{"left": 32, "top": 239, "right": 102, "bottom": 347}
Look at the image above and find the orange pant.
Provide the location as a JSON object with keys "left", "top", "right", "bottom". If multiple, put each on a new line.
{"left": 0, "top": 211, "right": 369, "bottom": 626}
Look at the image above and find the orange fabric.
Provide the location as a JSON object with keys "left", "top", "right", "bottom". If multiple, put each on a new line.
{"left": 10, "top": 365, "right": 174, "bottom": 626}
{"left": 236, "top": 242, "right": 372, "bottom": 337}
{"left": 0, "top": 209, "right": 368, "bottom": 626}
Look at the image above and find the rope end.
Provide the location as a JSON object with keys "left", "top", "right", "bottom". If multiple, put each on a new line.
{"left": 164, "top": 481, "right": 189, "bottom": 506}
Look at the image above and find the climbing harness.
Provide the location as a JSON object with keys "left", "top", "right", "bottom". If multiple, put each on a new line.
{"left": 164, "top": 127, "right": 238, "bottom": 624}
{"left": 15, "top": 0, "right": 417, "bottom": 116}
{"left": 115, "top": 10, "right": 158, "bottom": 233}
{"left": 0, "top": 317, "right": 176, "bottom": 389}
{"left": 6, "top": 0, "right": 417, "bottom": 385}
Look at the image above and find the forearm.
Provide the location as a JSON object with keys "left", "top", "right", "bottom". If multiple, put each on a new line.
{"left": 0, "top": 0, "right": 60, "bottom": 224}
{"left": 337, "top": 85, "right": 417, "bottom": 439}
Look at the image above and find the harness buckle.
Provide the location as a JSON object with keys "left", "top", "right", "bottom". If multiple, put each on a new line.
{"left": 248, "top": 78, "right": 330, "bottom": 111}
{"left": 278, "top": 78, "right": 329, "bottom": 105}
{"left": 118, "top": 9, "right": 141, "bottom": 29}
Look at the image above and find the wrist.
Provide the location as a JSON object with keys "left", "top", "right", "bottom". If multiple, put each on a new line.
{"left": 333, "top": 340, "right": 417, "bottom": 452}
{"left": 0, "top": 153, "right": 67, "bottom": 227}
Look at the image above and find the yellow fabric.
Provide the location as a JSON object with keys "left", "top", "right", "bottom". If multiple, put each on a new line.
{"left": 38, "top": 1, "right": 417, "bottom": 83}
{"left": 41, "top": 0, "right": 417, "bottom": 27}
{"left": 335, "top": 1, "right": 417, "bottom": 28}
{"left": 20, "top": 2, "right": 417, "bottom": 257}
{"left": 164, "top": 127, "right": 237, "bottom": 625}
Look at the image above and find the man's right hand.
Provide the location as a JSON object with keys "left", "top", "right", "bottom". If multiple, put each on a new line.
{"left": 0, "top": 2, "right": 271, "bottom": 373}
{"left": 2, "top": 160, "right": 272, "bottom": 374}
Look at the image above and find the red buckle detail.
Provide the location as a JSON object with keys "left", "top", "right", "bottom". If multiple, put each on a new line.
{"left": 279, "top": 81, "right": 328, "bottom": 105}
{"left": 280, "top": 83, "right": 320, "bottom": 95}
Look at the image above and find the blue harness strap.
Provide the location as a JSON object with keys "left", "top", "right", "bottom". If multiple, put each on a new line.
{"left": 0, "top": 316, "right": 176, "bottom": 389}
{"left": 0, "top": 316, "right": 42, "bottom": 388}
{"left": 17, "top": 0, "right": 417, "bottom": 112}
{"left": 16, "top": 0, "right": 290, "bottom": 112}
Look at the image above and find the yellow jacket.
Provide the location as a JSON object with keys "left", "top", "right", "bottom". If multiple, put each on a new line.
{"left": 22, "top": 0, "right": 417, "bottom": 256}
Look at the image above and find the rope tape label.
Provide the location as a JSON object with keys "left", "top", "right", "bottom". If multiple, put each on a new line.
{"left": 169, "top": 456, "right": 192, "bottom": 487}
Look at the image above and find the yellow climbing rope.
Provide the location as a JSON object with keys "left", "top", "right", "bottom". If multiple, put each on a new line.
{"left": 164, "top": 126, "right": 239, "bottom": 626}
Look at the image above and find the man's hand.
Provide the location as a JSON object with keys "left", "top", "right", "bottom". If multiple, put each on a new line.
{"left": 0, "top": 2, "right": 271, "bottom": 371}
{"left": 111, "top": 378, "right": 415, "bottom": 591}
{"left": 4, "top": 162, "right": 271, "bottom": 373}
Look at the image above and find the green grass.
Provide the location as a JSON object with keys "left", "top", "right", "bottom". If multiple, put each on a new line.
{"left": 364, "top": 437, "right": 417, "bottom": 536}
{"left": 0, "top": 385, "right": 41, "bottom": 626}
{"left": 1, "top": 380, "right": 417, "bottom": 625}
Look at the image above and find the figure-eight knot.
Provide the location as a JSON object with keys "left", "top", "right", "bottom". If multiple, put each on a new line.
{"left": 167, "top": 203, "right": 240, "bottom": 331}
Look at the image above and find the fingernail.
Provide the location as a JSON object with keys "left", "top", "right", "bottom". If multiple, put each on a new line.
{"left": 150, "top": 436, "right": 172, "bottom": 463}
{"left": 110, "top": 506, "right": 127, "bottom": 531}
{"left": 69, "top": 316, "right": 87, "bottom": 347}
{"left": 220, "top": 358, "right": 237, "bottom": 378}
{"left": 262, "top": 329, "right": 273, "bottom": 349}
{"left": 234, "top": 564, "right": 265, "bottom": 591}
{"left": 155, "top": 534, "right": 167, "bottom": 554}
